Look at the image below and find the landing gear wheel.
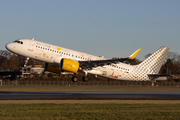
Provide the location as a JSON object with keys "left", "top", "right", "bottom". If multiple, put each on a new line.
{"left": 83, "top": 76, "right": 89, "bottom": 82}
{"left": 72, "top": 76, "right": 78, "bottom": 82}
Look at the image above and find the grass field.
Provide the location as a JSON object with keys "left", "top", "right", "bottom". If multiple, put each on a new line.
{"left": 0, "top": 103, "right": 180, "bottom": 120}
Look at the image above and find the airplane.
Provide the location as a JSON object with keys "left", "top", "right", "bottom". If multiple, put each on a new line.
{"left": 5, "top": 39, "right": 170, "bottom": 82}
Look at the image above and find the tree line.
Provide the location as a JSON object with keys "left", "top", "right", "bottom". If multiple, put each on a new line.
{"left": 0, "top": 50, "right": 44, "bottom": 70}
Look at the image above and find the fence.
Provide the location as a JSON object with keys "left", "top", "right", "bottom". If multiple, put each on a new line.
{"left": 1, "top": 80, "right": 180, "bottom": 87}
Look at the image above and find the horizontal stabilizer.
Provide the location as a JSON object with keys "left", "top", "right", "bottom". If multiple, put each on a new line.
{"left": 148, "top": 74, "right": 173, "bottom": 80}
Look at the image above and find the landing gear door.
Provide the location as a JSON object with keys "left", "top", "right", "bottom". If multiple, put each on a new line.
{"left": 28, "top": 41, "right": 34, "bottom": 51}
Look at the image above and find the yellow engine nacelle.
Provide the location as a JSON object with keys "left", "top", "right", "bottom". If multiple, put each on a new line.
{"left": 60, "top": 58, "right": 79, "bottom": 73}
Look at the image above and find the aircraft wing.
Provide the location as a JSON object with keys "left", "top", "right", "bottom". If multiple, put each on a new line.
{"left": 79, "top": 48, "right": 141, "bottom": 70}
{"left": 79, "top": 58, "right": 128, "bottom": 69}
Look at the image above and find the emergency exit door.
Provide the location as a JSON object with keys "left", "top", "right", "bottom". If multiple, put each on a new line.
{"left": 28, "top": 41, "right": 34, "bottom": 51}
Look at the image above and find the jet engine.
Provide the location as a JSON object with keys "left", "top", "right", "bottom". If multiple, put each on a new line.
{"left": 60, "top": 58, "right": 79, "bottom": 73}
{"left": 44, "top": 58, "right": 79, "bottom": 74}
{"left": 44, "top": 63, "right": 62, "bottom": 74}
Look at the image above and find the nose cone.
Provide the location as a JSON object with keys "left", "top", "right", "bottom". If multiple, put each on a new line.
{"left": 5, "top": 43, "right": 14, "bottom": 52}
{"left": 5, "top": 43, "right": 10, "bottom": 50}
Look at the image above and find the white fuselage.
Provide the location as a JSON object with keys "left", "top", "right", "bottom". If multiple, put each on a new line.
{"left": 6, "top": 39, "right": 150, "bottom": 81}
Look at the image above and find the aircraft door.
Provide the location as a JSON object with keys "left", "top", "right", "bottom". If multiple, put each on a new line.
{"left": 28, "top": 41, "right": 34, "bottom": 51}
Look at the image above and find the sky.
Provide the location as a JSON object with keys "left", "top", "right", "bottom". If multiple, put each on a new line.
{"left": 0, "top": 0, "right": 180, "bottom": 60}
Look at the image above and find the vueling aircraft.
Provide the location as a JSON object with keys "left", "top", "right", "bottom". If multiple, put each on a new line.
{"left": 6, "top": 39, "right": 170, "bottom": 82}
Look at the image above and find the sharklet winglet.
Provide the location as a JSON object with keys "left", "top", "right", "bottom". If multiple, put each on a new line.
{"left": 129, "top": 48, "right": 141, "bottom": 59}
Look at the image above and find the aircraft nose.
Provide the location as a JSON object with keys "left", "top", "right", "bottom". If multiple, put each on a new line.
{"left": 5, "top": 43, "right": 14, "bottom": 51}
{"left": 5, "top": 43, "right": 10, "bottom": 50}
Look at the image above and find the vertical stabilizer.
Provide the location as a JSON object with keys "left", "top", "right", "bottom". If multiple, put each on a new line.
{"left": 135, "top": 46, "right": 169, "bottom": 74}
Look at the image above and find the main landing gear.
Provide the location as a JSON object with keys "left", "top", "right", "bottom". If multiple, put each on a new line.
{"left": 72, "top": 76, "right": 78, "bottom": 82}
{"left": 71, "top": 74, "right": 89, "bottom": 82}
{"left": 82, "top": 76, "right": 89, "bottom": 82}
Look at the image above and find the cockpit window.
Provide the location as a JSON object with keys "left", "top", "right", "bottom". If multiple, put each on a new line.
{"left": 13, "top": 40, "right": 18, "bottom": 43}
{"left": 13, "top": 40, "right": 23, "bottom": 44}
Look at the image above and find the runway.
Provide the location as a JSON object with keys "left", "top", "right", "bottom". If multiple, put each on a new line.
{"left": 0, "top": 91, "right": 180, "bottom": 100}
